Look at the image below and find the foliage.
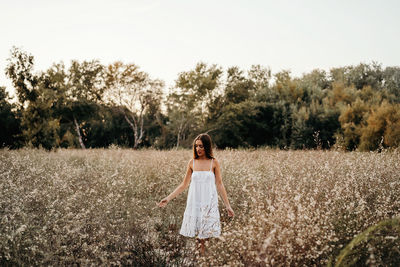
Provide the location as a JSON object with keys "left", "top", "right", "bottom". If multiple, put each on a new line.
{"left": 5, "top": 46, "right": 39, "bottom": 105}
{"left": 5, "top": 49, "right": 62, "bottom": 149}
{"left": 3, "top": 46, "right": 400, "bottom": 150}
{"left": 104, "top": 61, "right": 164, "bottom": 149}
{"left": 333, "top": 217, "right": 400, "bottom": 266}
{"left": 0, "top": 87, "right": 22, "bottom": 148}
{"left": 166, "top": 62, "right": 223, "bottom": 148}
{"left": 359, "top": 101, "right": 400, "bottom": 151}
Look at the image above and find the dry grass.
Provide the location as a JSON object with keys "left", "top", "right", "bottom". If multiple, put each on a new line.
{"left": 1, "top": 148, "right": 399, "bottom": 266}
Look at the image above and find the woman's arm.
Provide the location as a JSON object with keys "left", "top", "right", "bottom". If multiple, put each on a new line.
{"left": 157, "top": 159, "right": 193, "bottom": 207}
{"left": 214, "top": 159, "right": 235, "bottom": 217}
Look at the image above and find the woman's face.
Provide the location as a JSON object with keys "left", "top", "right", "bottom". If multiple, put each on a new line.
{"left": 195, "top": 139, "right": 205, "bottom": 157}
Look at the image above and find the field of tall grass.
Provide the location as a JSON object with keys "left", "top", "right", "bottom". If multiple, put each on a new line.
{"left": 1, "top": 148, "right": 399, "bottom": 266}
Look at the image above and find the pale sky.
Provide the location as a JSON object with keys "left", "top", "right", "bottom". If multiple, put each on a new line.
{"left": 1, "top": 0, "right": 399, "bottom": 98}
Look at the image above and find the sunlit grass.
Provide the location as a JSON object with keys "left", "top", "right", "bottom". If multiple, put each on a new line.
{"left": 1, "top": 148, "right": 399, "bottom": 266}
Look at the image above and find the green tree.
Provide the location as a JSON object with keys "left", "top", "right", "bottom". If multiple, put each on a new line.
{"left": 0, "top": 87, "right": 22, "bottom": 148}
{"left": 206, "top": 65, "right": 271, "bottom": 135}
{"left": 5, "top": 46, "right": 39, "bottom": 106}
{"left": 247, "top": 65, "right": 272, "bottom": 92}
{"left": 330, "top": 63, "right": 383, "bottom": 90}
{"left": 207, "top": 65, "right": 276, "bottom": 148}
{"left": 5, "top": 48, "right": 60, "bottom": 149}
{"left": 62, "top": 60, "right": 105, "bottom": 148}
{"left": 211, "top": 100, "right": 263, "bottom": 148}
{"left": 290, "top": 101, "right": 340, "bottom": 149}
{"left": 166, "top": 91, "right": 199, "bottom": 148}
{"left": 167, "top": 62, "right": 223, "bottom": 148}
{"left": 105, "top": 61, "right": 164, "bottom": 149}
{"left": 346, "top": 62, "right": 383, "bottom": 90}
{"left": 296, "top": 69, "right": 329, "bottom": 105}
{"left": 224, "top": 66, "right": 254, "bottom": 104}
{"left": 382, "top": 66, "right": 400, "bottom": 101}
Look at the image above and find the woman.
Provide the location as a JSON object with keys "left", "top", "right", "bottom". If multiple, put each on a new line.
{"left": 157, "top": 133, "right": 235, "bottom": 255}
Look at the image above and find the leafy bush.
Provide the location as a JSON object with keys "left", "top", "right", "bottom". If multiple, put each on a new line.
{"left": 333, "top": 217, "right": 400, "bottom": 266}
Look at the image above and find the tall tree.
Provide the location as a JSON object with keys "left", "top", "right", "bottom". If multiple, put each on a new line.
{"left": 5, "top": 47, "right": 60, "bottom": 149}
{"left": 5, "top": 46, "right": 39, "bottom": 106}
{"left": 223, "top": 66, "right": 253, "bottom": 104}
{"left": 105, "top": 61, "right": 164, "bottom": 149}
{"left": 359, "top": 101, "right": 400, "bottom": 150}
{"left": 330, "top": 63, "right": 384, "bottom": 90}
{"left": 383, "top": 66, "right": 400, "bottom": 101}
{"left": 66, "top": 60, "right": 105, "bottom": 148}
{"left": 167, "top": 62, "right": 223, "bottom": 148}
{"left": 0, "top": 87, "right": 22, "bottom": 148}
{"left": 337, "top": 98, "right": 369, "bottom": 150}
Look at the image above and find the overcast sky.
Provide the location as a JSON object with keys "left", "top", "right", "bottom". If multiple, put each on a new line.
{"left": 1, "top": 0, "right": 399, "bottom": 97}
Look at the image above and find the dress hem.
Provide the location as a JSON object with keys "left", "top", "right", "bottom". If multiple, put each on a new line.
{"left": 179, "top": 232, "right": 221, "bottom": 239}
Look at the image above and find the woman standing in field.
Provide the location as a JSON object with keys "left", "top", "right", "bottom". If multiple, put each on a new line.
{"left": 157, "top": 133, "right": 235, "bottom": 255}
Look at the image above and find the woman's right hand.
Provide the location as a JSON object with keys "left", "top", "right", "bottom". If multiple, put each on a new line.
{"left": 157, "top": 198, "right": 169, "bottom": 208}
{"left": 226, "top": 206, "right": 235, "bottom": 217}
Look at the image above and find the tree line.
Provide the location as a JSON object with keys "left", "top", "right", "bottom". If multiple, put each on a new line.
{"left": 1, "top": 47, "right": 400, "bottom": 151}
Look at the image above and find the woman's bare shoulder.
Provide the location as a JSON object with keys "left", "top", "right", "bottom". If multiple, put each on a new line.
{"left": 187, "top": 158, "right": 194, "bottom": 169}
{"left": 212, "top": 157, "right": 220, "bottom": 166}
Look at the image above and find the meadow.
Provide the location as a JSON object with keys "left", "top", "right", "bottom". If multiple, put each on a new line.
{"left": 1, "top": 148, "right": 399, "bottom": 266}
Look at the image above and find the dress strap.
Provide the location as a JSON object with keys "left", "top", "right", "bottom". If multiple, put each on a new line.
{"left": 209, "top": 158, "right": 213, "bottom": 172}
{"left": 193, "top": 159, "right": 195, "bottom": 171}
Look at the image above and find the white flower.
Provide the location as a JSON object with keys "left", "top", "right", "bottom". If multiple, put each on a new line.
{"left": 15, "top": 225, "right": 27, "bottom": 235}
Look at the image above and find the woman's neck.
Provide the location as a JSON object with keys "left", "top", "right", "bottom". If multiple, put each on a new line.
{"left": 197, "top": 155, "right": 207, "bottom": 160}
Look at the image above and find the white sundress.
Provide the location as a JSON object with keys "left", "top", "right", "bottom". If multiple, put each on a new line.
{"left": 179, "top": 158, "right": 221, "bottom": 239}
